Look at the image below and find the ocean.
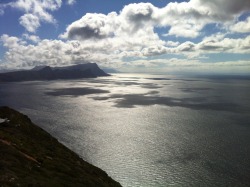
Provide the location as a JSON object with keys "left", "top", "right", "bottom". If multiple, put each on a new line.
{"left": 0, "top": 73, "right": 250, "bottom": 186}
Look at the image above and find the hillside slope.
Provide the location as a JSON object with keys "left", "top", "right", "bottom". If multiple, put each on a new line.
{"left": 0, "top": 106, "right": 121, "bottom": 187}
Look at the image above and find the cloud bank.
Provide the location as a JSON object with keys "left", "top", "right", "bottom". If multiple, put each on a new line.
{"left": 1, "top": 0, "right": 75, "bottom": 33}
{"left": 0, "top": 0, "right": 250, "bottom": 73}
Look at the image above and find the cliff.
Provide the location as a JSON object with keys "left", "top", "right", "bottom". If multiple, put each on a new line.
{"left": 0, "top": 106, "right": 121, "bottom": 187}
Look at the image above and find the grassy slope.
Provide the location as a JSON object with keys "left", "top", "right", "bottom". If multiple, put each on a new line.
{"left": 0, "top": 106, "right": 121, "bottom": 187}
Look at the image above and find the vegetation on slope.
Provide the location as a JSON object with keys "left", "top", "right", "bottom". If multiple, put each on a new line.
{"left": 0, "top": 106, "right": 121, "bottom": 187}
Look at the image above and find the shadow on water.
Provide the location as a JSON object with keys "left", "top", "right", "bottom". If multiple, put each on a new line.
{"left": 91, "top": 92, "right": 245, "bottom": 112}
{"left": 46, "top": 87, "right": 109, "bottom": 97}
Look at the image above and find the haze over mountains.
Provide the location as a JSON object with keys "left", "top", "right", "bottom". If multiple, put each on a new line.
{"left": 0, "top": 63, "right": 110, "bottom": 82}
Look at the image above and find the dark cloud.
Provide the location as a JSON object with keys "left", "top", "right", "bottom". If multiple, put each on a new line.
{"left": 198, "top": 40, "right": 228, "bottom": 51}
{"left": 67, "top": 25, "right": 107, "bottom": 40}
{"left": 199, "top": 45, "right": 223, "bottom": 51}
{"left": 127, "top": 5, "right": 153, "bottom": 31}
{"left": 198, "top": 0, "right": 250, "bottom": 15}
{"left": 124, "top": 3, "right": 155, "bottom": 32}
{"left": 127, "top": 6, "right": 153, "bottom": 23}
{"left": 61, "top": 13, "right": 114, "bottom": 40}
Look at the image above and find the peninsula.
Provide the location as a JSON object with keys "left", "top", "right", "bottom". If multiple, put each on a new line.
{"left": 0, "top": 63, "right": 109, "bottom": 82}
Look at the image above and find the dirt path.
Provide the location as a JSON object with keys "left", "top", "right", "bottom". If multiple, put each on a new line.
{"left": 0, "top": 138, "right": 40, "bottom": 164}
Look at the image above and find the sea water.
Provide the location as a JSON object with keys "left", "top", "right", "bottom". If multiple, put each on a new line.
{"left": 0, "top": 74, "right": 250, "bottom": 186}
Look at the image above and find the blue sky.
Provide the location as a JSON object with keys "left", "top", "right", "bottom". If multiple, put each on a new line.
{"left": 0, "top": 0, "right": 250, "bottom": 74}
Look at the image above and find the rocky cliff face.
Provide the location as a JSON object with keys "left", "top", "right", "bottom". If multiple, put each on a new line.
{"left": 0, "top": 106, "right": 121, "bottom": 187}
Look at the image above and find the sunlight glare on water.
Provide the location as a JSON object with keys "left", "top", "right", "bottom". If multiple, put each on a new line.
{"left": 0, "top": 73, "right": 250, "bottom": 186}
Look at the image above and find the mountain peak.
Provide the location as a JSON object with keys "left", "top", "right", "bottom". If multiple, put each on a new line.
{"left": 0, "top": 63, "right": 109, "bottom": 82}
{"left": 32, "top": 65, "right": 49, "bottom": 71}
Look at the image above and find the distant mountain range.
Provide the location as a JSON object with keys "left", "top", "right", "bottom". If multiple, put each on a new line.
{"left": 0, "top": 63, "right": 110, "bottom": 82}
{"left": 101, "top": 67, "right": 120, "bottom": 73}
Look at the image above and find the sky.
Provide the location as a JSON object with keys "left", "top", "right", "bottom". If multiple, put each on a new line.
{"left": 0, "top": 0, "right": 250, "bottom": 74}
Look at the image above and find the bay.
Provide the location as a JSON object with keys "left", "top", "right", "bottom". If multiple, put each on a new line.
{"left": 0, "top": 73, "right": 250, "bottom": 186}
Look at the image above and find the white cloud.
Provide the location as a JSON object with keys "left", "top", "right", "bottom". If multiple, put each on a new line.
{"left": 0, "top": 3, "right": 9, "bottom": 16}
{"left": 22, "top": 34, "right": 41, "bottom": 43}
{"left": 141, "top": 45, "right": 173, "bottom": 56}
{"left": 158, "top": 0, "right": 250, "bottom": 37}
{"left": 231, "top": 17, "right": 250, "bottom": 33}
{"left": 61, "top": 0, "right": 250, "bottom": 40}
{"left": 1, "top": 0, "right": 250, "bottom": 37}
{"left": 60, "top": 3, "right": 160, "bottom": 41}
{"left": 67, "top": 0, "right": 76, "bottom": 5}
{"left": 1, "top": 1, "right": 250, "bottom": 73}
{"left": 60, "top": 12, "right": 117, "bottom": 40}
{"left": 119, "top": 58, "right": 250, "bottom": 74}
{"left": 165, "top": 41, "right": 180, "bottom": 47}
{"left": 0, "top": 9, "right": 4, "bottom": 16}
{"left": 197, "top": 35, "right": 250, "bottom": 53}
{"left": 167, "top": 23, "right": 202, "bottom": 38}
{"left": 0, "top": 0, "right": 63, "bottom": 32}
{"left": 12, "top": 0, "right": 62, "bottom": 13}
{"left": 1, "top": 31, "right": 249, "bottom": 70}
{"left": 118, "top": 3, "right": 157, "bottom": 34}
{"left": 1, "top": 34, "right": 26, "bottom": 48}
{"left": 194, "top": 0, "right": 250, "bottom": 15}
{"left": 158, "top": 1, "right": 210, "bottom": 38}
{"left": 19, "top": 14, "right": 40, "bottom": 33}
{"left": 177, "top": 41, "right": 196, "bottom": 52}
